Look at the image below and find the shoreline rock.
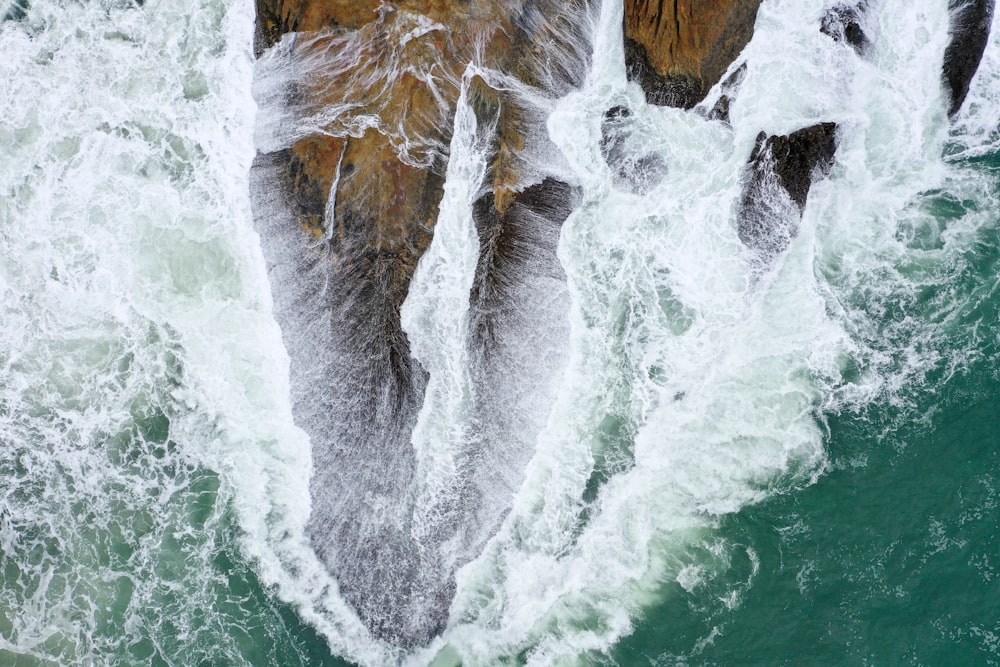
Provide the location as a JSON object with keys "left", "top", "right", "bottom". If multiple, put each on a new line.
{"left": 624, "top": 0, "right": 763, "bottom": 109}
{"left": 738, "top": 123, "right": 839, "bottom": 261}
{"left": 820, "top": 1, "right": 872, "bottom": 56}
{"left": 250, "top": 0, "right": 597, "bottom": 646}
{"left": 943, "top": 0, "right": 995, "bottom": 117}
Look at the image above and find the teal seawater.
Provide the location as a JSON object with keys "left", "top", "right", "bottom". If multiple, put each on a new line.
{"left": 613, "top": 363, "right": 1000, "bottom": 665}
{"left": 611, "top": 153, "right": 1000, "bottom": 666}
{"left": 2, "top": 0, "right": 998, "bottom": 663}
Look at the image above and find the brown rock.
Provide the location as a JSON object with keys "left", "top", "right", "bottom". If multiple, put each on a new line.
{"left": 251, "top": 0, "right": 597, "bottom": 646}
{"left": 624, "top": 0, "right": 763, "bottom": 108}
{"left": 254, "top": 0, "right": 381, "bottom": 56}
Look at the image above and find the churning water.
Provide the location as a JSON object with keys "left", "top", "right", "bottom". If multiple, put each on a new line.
{"left": 1, "top": 0, "right": 998, "bottom": 665}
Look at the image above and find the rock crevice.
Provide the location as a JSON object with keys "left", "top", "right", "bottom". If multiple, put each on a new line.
{"left": 251, "top": 0, "right": 597, "bottom": 646}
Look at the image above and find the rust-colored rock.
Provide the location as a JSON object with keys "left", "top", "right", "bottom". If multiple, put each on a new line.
{"left": 624, "top": 0, "right": 763, "bottom": 108}
{"left": 254, "top": 0, "right": 380, "bottom": 55}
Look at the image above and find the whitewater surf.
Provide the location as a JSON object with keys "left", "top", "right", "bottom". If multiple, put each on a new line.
{"left": 1, "top": 0, "right": 998, "bottom": 665}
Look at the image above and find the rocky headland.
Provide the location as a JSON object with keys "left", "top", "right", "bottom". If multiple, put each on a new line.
{"left": 249, "top": 0, "right": 994, "bottom": 646}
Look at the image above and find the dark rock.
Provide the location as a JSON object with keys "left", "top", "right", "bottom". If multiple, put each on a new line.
{"left": 600, "top": 105, "right": 668, "bottom": 191}
{"left": 464, "top": 179, "right": 579, "bottom": 551}
{"left": 705, "top": 62, "right": 747, "bottom": 124}
{"left": 943, "top": 0, "right": 995, "bottom": 117}
{"left": 738, "top": 123, "right": 838, "bottom": 259}
{"left": 708, "top": 95, "right": 732, "bottom": 123}
{"left": 820, "top": 2, "right": 872, "bottom": 55}
{"left": 624, "top": 37, "right": 705, "bottom": 109}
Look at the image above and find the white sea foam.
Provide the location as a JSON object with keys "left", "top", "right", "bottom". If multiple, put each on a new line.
{"left": 3, "top": 0, "right": 998, "bottom": 664}
{"left": 0, "top": 0, "right": 391, "bottom": 663}
{"left": 422, "top": 0, "right": 1000, "bottom": 662}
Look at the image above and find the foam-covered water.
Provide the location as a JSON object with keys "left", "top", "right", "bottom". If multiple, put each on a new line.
{"left": 3, "top": 0, "right": 999, "bottom": 664}
{"left": 421, "top": 0, "right": 1000, "bottom": 662}
{"left": 0, "top": 0, "right": 365, "bottom": 663}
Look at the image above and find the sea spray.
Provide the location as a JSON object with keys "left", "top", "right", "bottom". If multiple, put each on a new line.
{"left": 1, "top": 0, "right": 998, "bottom": 664}
{"left": 0, "top": 0, "right": 379, "bottom": 664}
{"left": 434, "top": 0, "right": 998, "bottom": 662}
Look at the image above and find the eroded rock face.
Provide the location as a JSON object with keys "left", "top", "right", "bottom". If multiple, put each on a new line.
{"left": 943, "top": 0, "right": 995, "bottom": 117}
{"left": 624, "top": 0, "right": 763, "bottom": 108}
{"left": 251, "top": 0, "right": 596, "bottom": 646}
{"left": 738, "top": 123, "right": 839, "bottom": 260}
{"left": 463, "top": 179, "right": 580, "bottom": 544}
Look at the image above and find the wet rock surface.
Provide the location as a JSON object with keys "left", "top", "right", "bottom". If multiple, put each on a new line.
{"left": 738, "top": 123, "right": 839, "bottom": 260}
{"left": 704, "top": 62, "right": 748, "bottom": 124}
{"left": 470, "top": 178, "right": 580, "bottom": 351}
{"left": 600, "top": 105, "right": 668, "bottom": 191}
{"left": 250, "top": 147, "right": 441, "bottom": 644}
{"left": 943, "top": 0, "right": 995, "bottom": 117}
{"left": 464, "top": 179, "right": 580, "bottom": 544}
{"left": 624, "top": 0, "right": 763, "bottom": 109}
{"left": 251, "top": 0, "right": 596, "bottom": 646}
{"left": 820, "top": 1, "right": 872, "bottom": 55}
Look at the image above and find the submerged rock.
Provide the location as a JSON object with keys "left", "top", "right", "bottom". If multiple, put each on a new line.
{"left": 943, "top": 0, "right": 995, "bottom": 117}
{"left": 624, "top": 0, "right": 763, "bottom": 109}
{"left": 820, "top": 1, "right": 872, "bottom": 55}
{"left": 738, "top": 123, "right": 838, "bottom": 260}
{"left": 704, "top": 62, "right": 748, "bottom": 124}
{"left": 600, "top": 105, "right": 668, "bottom": 191}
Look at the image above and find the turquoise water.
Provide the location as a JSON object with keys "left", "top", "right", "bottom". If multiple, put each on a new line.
{"left": 615, "top": 346, "right": 1000, "bottom": 666}
{"left": 610, "top": 149, "right": 1000, "bottom": 664}
{"left": 607, "top": 146, "right": 1000, "bottom": 664}
{"left": 1, "top": 0, "right": 999, "bottom": 664}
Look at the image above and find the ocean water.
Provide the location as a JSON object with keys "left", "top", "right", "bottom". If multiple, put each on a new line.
{"left": 1, "top": 0, "right": 998, "bottom": 666}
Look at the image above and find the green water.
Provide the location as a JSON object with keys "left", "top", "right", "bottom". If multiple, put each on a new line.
{"left": 609, "top": 161, "right": 1000, "bottom": 666}
{"left": 612, "top": 366, "right": 1000, "bottom": 665}
{"left": 2, "top": 0, "right": 998, "bottom": 663}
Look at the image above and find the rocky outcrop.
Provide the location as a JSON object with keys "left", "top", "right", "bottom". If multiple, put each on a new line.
{"left": 943, "top": 0, "right": 995, "bottom": 117}
{"left": 251, "top": 0, "right": 596, "bottom": 646}
{"left": 738, "top": 123, "right": 839, "bottom": 260}
{"left": 624, "top": 0, "right": 763, "bottom": 108}
{"left": 820, "top": 1, "right": 872, "bottom": 55}
{"left": 704, "top": 62, "right": 747, "bottom": 124}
